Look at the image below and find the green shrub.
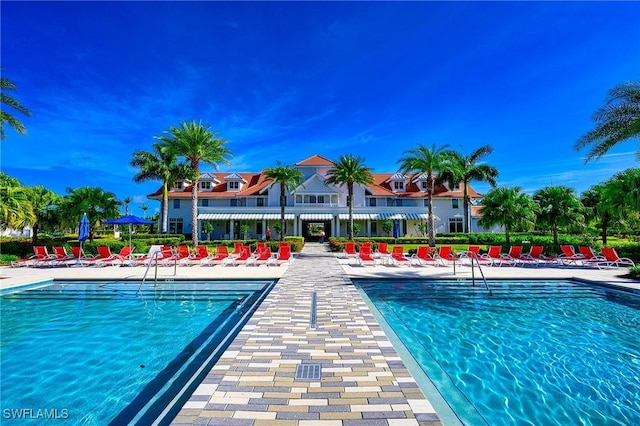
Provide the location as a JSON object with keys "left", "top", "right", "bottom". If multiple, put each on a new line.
{"left": 0, "top": 254, "right": 20, "bottom": 266}
{"left": 628, "top": 264, "right": 640, "bottom": 279}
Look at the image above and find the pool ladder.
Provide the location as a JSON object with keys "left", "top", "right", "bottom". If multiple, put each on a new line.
{"left": 138, "top": 251, "right": 161, "bottom": 293}
{"left": 469, "top": 253, "right": 492, "bottom": 296}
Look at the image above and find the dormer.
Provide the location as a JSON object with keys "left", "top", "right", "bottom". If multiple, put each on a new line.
{"left": 412, "top": 173, "right": 429, "bottom": 192}
{"left": 387, "top": 173, "right": 408, "bottom": 193}
{"left": 172, "top": 179, "right": 189, "bottom": 191}
{"left": 225, "top": 173, "right": 247, "bottom": 192}
{"left": 198, "top": 173, "right": 220, "bottom": 192}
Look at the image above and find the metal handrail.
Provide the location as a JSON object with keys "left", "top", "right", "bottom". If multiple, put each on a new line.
{"left": 138, "top": 251, "right": 160, "bottom": 293}
{"left": 470, "top": 252, "right": 492, "bottom": 296}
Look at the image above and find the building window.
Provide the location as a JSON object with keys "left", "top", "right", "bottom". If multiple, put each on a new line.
{"left": 230, "top": 199, "right": 238, "bottom": 207}
{"left": 369, "top": 198, "right": 377, "bottom": 207}
{"left": 169, "top": 218, "right": 183, "bottom": 234}
{"left": 371, "top": 221, "right": 377, "bottom": 234}
{"left": 394, "top": 181, "right": 404, "bottom": 190}
{"left": 317, "top": 195, "right": 325, "bottom": 204}
{"left": 257, "top": 197, "right": 264, "bottom": 207}
{"left": 421, "top": 181, "right": 427, "bottom": 190}
{"left": 200, "top": 181, "right": 211, "bottom": 190}
{"left": 453, "top": 183, "right": 460, "bottom": 190}
{"left": 449, "top": 217, "right": 463, "bottom": 233}
{"left": 229, "top": 181, "right": 239, "bottom": 190}
{"left": 172, "top": 199, "right": 180, "bottom": 209}
{"left": 201, "top": 199, "right": 209, "bottom": 207}
{"left": 309, "top": 195, "right": 317, "bottom": 204}
{"left": 452, "top": 199, "right": 459, "bottom": 209}
{"left": 173, "top": 181, "right": 184, "bottom": 190}
{"left": 396, "top": 199, "right": 403, "bottom": 207}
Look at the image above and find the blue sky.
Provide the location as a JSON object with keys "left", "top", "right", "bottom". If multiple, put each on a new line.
{"left": 2, "top": 1, "right": 639, "bottom": 217}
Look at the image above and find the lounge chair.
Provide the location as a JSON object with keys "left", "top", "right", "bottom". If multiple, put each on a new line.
{"left": 201, "top": 245, "right": 230, "bottom": 266}
{"left": 269, "top": 244, "right": 292, "bottom": 266}
{"left": 357, "top": 245, "right": 376, "bottom": 266}
{"left": 186, "top": 245, "right": 213, "bottom": 265}
{"left": 390, "top": 246, "right": 410, "bottom": 266}
{"left": 598, "top": 247, "right": 635, "bottom": 268}
{"left": 249, "top": 247, "right": 273, "bottom": 266}
{"left": 502, "top": 246, "right": 526, "bottom": 266}
{"left": 557, "top": 245, "right": 583, "bottom": 265}
{"left": 411, "top": 246, "right": 438, "bottom": 266}
{"left": 343, "top": 242, "right": 358, "bottom": 260}
{"left": 223, "top": 246, "right": 251, "bottom": 266}
{"left": 482, "top": 245, "right": 515, "bottom": 266}
{"left": 231, "top": 242, "right": 244, "bottom": 257}
{"left": 435, "top": 246, "right": 458, "bottom": 266}
{"left": 519, "top": 246, "right": 556, "bottom": 266}
{"left": 253, "top": 242, "right": 267, "bottom": 256}
{"left": 375, "top": 242, "right": 391, "bottom": 257}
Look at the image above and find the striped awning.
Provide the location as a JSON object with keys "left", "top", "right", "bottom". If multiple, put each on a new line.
{"left": 198, "top": 213, "right": 231, "bottom": 220}
{"left": 262, "top": 213, "right": 295, "bottom": 220}
{"left": 338, "top": 213, "right": 373, "bottom": 220}
{"left": 299, "top": 213, "right": 334, "bottom": 220}
{"left": 372, "top": 213, "right": 440, "bottom": 221}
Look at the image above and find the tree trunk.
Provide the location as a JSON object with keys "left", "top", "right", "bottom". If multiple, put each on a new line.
{"left": 505, "top": 225, "right": 510, "bottom": 245}
{"left": 601, "top": 216, "right": 608, "bottom": 245}
{"left": 162, "top": 182, "right": 169, "bottom": 233}
{"left": 463, "top": 186, "right": 471, "bottom": 233}
{"left": 192, "top": 180, "right": 199, "bottom": 247}
{"left": 427, "top": 175, "right": 435, "bottom": 247}
{"left": 32, "top": 222, "right": 39, "bottom": 244}
{"left": 552, "top": 224, "right": 558, "bottom": 245}
{"left": 348, "top": 182, "right": 354, "bottom": 240}
{"left": 280, "top": 181, "right": 286, "bottom": 242}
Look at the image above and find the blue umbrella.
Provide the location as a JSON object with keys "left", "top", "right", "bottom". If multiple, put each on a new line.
{"left": 77, "top": 213, "right": 90, "bottom": 263}
{"left": 103, "top": 215, "right": 155, "bottom": 256}
{"left": 393, "top": 219, "right": 400, "bottom": 240}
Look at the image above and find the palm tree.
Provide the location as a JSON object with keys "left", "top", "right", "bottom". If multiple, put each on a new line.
{"left": 24, "top": 185, "right": 62, "bottom": 243}
{"left": 533, "top": 186, "right": 585, "bottom": 245}
{"left": 60, "top": 187, "right": 121, "bottom": 242}
{"left": 478, "top": 187, "right": 539, "bottom": 244}
{"left": 581, "top": 184, "right": 614, "bottom": 245}
{"left": 156, "top": 120, "right": 231, "bottom": 246}
{"left": 140, "top": 204, "right": 149, "bottom": 219}
{"left": 397, "top": 143, "right": 454, "bottom": 246}
{"left": 264, "top": 162, "right": 304, "bottom": 241}
{"left": 131, "top": 143, "right": 191, "bottom": 233}
{"left": 0, "top": 172, "right": 35, "bottom": 230}
{"left": 440, "top": 145, "right": 499, "bottom": 233}
{"left": 0, "top": 74, "right": 32, "bottom": 140}
{"left": 123, "top": 196, "right": 131, "bottom": 215}
{"left": 575, "top": 81, "right": 640, "bottom": 162}
{"left": 325, "top": 155, "right": 375, "bottom": 240}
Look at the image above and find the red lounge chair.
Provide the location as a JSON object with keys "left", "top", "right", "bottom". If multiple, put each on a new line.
{"left": 270, "top": 244, "right": 292, "bottom": 266}
{"left": 187, "top": 245, "right": 212, "bottom": 265}
{"left": 411, "top": 246, "right": 438, "bottom": 266}
{"left": 253, "top": 242, "right": 267, "bottom": 256}
{"left": 223, "top": 246, "right": 251, "bottom": 266}
{"left": 481, "top": 245, "right": 514, "bottom": 267}
{"left": 375, "top": 242, "right": 391, "bottom": 256}
{"left": 250, "top": 247, "right": 273, "bottom": 266}
{"left": 231, "top": 242, "right": 244, "bottom": 257}
{"left": 11, "top": 246, "right": 58, "bottom": 267}
{"left": 357, "top": 246, "right": 376, "bottom": 266}
{"left": 519, "top": 246, "right": 556, "bottom": 266}
{"left": 599, "top": 247, "right": 635, "bottom": 268}
{"left": 435, "top": 246, "right": 458, "bottom": 266}
{"left": 391, "top": 246, "right": 410, "bottom": 266}
{"left": 201, "top": 246, "right": 230, "bottom": 266}
{"left": 557, "top": 245, "right": 583, "bottom": 265}
{"left": 343, "top": 242, "right": 357, "bottom": 260}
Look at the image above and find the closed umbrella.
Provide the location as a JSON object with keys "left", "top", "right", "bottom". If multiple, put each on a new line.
{"left": 103, "top": 215, "right": 155, "bottom": 258}
{"left": 77, "top": 213, "right": 90, "bottom": 265}
{"left": 393, "top": 219, "right": 400, "bottom": 242}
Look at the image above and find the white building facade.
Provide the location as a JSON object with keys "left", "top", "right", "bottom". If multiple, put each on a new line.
{"left": 149, "top": 154, "right": 487, "bottom": 241}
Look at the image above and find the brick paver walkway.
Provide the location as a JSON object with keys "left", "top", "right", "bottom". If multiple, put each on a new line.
{"left": 172, "top": 243, "right": 441, "bottom": 425}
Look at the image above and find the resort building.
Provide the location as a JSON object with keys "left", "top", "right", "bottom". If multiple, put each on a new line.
{"left": 149, "top": 154, "right": 486, "bottom": 240}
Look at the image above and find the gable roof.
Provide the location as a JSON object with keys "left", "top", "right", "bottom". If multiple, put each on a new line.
{"left": 295, "top": 154, "right": 334, "bottom": 166}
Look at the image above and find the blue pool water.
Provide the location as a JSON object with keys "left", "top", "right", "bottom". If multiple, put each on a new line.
{"left": 0, "top": 279, "right": 274, "bottom": 425}
{"left": 356, "top": 279, "right": 640, "bottom": 426}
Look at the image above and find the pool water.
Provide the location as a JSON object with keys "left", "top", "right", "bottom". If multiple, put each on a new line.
{"left": 356, "top": 279, "right": 640, "bottom": 426}
{"left": 0, "top": 280, "right": 274, "bottom": 425}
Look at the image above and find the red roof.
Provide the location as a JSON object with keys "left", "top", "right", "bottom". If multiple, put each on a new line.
{"left": 295, "top": 154, "right": 334, "bottom": 166}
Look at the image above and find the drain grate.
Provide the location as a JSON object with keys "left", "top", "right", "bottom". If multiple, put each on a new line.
{"left": 295, "top": 363, "right": 322, "bottom": 381}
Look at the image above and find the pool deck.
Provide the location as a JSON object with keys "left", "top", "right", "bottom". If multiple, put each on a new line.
{"left": 1, "top": 244, "right": 638, "bottom": 425}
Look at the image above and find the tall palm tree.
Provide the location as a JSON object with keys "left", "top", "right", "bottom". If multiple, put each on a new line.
{"left": 123, "top": 196, "right": 131, "bottom": 215}
{"left": 0, "top": 74, "right": 32, "bottom": 140}
{"left": 264, "top": 162, "right": 304, "bottom": 241}
{"left": 581, "top": 184, "right": 614, "bottom": 245}
{"left": 60, "top": 186, "right": 121, "bottom": 242}
{"left": 533, "top": 186, "right": 585, "bottom": 245}
{"left": 0, "top": 172, "right": 34, "bottom": 230}
{"left": 156, "top": 120, "right": 231, "bottom": 246}
{"left": 575, "top": 81, "right": 640, "bottom": 162}
{"left": 24, "top": 185, "right": 62, "bottom": 243}
{"left": 140, "top": 204, "right": 149, "bottom": 219}
{"left": 397, "top": 143, "right": 454, "bottom": 246}
{"left": 440, "top": 145, "right": 499, "bottom": 233}
{"left": 131, "top": 143, "right": 191, "bottom": 233}
{"left": 478, "top": 187, "right": 539, "bottom": 244}
{"left": 325, "top": 155, "right": 375, "bottom": 240}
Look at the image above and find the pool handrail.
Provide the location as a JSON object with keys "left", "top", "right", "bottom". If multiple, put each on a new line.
{"left": 470, "top": 252, "right": 492, "bottom": 296}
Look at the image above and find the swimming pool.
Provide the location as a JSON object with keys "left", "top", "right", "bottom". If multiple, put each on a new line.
{"left": 355, "top": 279, "right": 640, "bottom": 425}
{"left": 0, "top": 279, "right": 275, "bottom": 425}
